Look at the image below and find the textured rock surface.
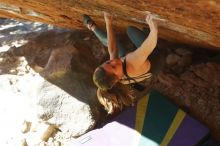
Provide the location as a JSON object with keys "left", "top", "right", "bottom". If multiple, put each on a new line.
{"left": 0, "top": 75, "right": 36, "bottom": 146}
{"left": 0, "top": 19, "right": 105, "bottom": 141}
{"left": 155, "top": 48, "right": 220, "bottom": 139}
{"left": 0, "top": 0, "right": 220, "bottom": 50}
{"left": 0, "top": 73, "right": 99, "bottom": 142}
{"left": 33, "top": 75, "right": 98, "bottom": 138}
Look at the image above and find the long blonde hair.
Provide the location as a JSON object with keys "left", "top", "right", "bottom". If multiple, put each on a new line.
{"left": 93, "top": 66, "right": 118, "bottom": 90}
{"left": 97, "top": 83, "right": 136, "bottom": 114}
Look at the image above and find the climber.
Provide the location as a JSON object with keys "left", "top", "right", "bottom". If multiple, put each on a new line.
{"left": 84, "top": 12, "right": 158, "bottom": 89}
{"left": 83, "top": 12, "right": 162, "bottom": 114}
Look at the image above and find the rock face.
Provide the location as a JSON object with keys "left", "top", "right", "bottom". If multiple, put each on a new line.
{"left": 3, "top": 29, "right": 106, "bottom": 138}
{"left": 0, "top": 24, "right": 107, "bottom": 140}
{"left": 0, "top": 74, "right": 99, "bottom": 145}
{"left": 0, "top": 0, "right": 220, "bottom": 50}
{"left": 155, "top": 47, "right": 220, "bottom": 139}
{"left": 33, "top": 75, "right": 97, "bottom": 138}
{"left": 0, "top": 73, "right": 99, "bottom": 138}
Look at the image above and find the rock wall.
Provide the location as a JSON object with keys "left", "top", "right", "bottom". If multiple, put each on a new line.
{"left": 155, "top": 48, "right": 220, "bottom": 139}
{"left": 0, "top": 0, "right": 220, "bottom": 50}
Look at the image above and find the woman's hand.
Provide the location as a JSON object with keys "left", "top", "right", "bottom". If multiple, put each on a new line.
{"left": 145, "top": 14, "right": 158, "bottom": 32}
{"left": 104, "top": 12, "right": 113, "bottom": 24}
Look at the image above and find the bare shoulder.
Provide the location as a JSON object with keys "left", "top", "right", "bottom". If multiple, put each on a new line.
{"left": 125, "top": 58, "right": 151, "bottom": 77}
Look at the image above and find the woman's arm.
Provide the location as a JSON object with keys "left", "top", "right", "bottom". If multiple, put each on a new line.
{"left": 126, "top": 14, "right": 158, "bottom": 69}
{"left": 104, "top": 12, "right": 118, "bottom": 60}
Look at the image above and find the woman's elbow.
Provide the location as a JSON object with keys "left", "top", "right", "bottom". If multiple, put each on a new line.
{"left": 149, "top": 40, "right": 157, "bottom": 51}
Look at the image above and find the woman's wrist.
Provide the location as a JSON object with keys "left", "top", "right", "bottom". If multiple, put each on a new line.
{"left": 106, "top": 20, "right": 113, "bottom": 25}
{"left": 150, "top": 27, "right": 158, "bottom": 33}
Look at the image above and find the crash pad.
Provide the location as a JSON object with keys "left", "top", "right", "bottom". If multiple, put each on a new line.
{"left": 68, "top": 91, "right": 209, "bottom": 146}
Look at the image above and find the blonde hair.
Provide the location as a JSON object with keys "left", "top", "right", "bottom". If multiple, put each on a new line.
{"left": 93, "top": 66, "right": 118, "bottom": 90}
{"left": 97, "top": 83, "right": 136, "bottom": 114}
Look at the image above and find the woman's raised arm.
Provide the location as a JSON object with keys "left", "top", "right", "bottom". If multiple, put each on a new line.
{"left": 104, "top": 12, "right": 118, "bottom": 60}
{"left": 126, "top": 14, "right": 158, "bottom": 69}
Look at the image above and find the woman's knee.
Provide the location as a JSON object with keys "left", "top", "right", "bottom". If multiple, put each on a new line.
{"left": 127, "top": 26, "right": 140, "bottom": 35}
{"left": 127, "top": 25, "right": 147, "bottom": 48}
{"left": 127, "top": 26, "right": 146, "bottom": 39}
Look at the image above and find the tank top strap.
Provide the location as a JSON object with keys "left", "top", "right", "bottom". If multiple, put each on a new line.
{"left": 120, "top": 57, "right": 152, "bottom": 84}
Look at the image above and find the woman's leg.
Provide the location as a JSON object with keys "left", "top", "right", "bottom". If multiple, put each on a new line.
{"left": 127, "top": 26, "right": 149, "bottom": 48}
{"left": 93, "top": 26, "right": 131, "bottom": 58}
{"left": 83, "top": 14, "right": 108, "bottom": 47}
{"left": 83, "top": 15, "right": 128, "bottom": 57}
{"left": 93, "top": 27, "right": 128, "bottom": 57}
{"left": 93, "top": 27, "right": 108, "bottom": 47}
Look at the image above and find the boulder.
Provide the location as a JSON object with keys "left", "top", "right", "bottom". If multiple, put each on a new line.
{"left": 0, "top": 0, "right": 220, "bottom": 50}
{"left": 0, "top": 73, "right": 100, "bottom": 140}
{"left": 33, "top": 74, "right": 98, "bottom": 138}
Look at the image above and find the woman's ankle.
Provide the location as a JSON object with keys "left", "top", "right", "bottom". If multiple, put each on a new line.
{"left": 91, "top": 25, "right": 96, "bottom": 31}
{"left": 83, "top": 14, "right": 96, "bottom": 31}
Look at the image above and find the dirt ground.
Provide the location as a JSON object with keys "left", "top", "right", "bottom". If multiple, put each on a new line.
{"left": 0, "top": 18, "right": 220, "bottom": 144}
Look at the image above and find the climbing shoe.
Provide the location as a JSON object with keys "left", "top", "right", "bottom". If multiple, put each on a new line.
{"left": 82, "top": 14, "right": 96, "bottom": 30}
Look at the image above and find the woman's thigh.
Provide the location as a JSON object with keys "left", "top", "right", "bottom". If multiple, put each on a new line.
{"left": 127, "top": 26, "right": 148, "bottom": 48}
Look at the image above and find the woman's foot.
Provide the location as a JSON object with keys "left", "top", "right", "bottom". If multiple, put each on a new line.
{"left": 82, "top": 14, "right": 96, "bottom": 31}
